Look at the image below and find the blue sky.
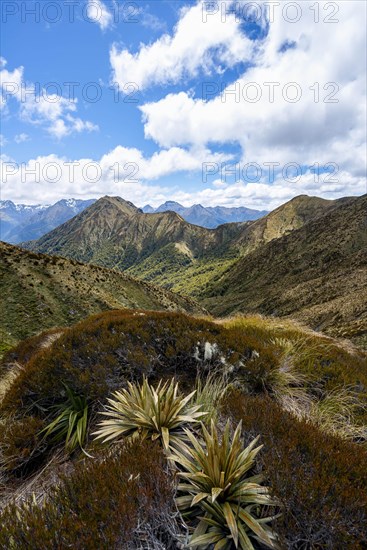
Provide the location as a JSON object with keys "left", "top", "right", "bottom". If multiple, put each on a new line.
{"left": 1, "top": 1, "right": 179, "bottom": 159}
{"left": 0, "top": 0, "right": 366, "bottom": 208}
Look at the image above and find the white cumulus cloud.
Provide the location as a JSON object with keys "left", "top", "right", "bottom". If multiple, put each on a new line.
{"left": 0, "top": 145, "right": 232, "bottom": 204}
{"left": 110, "top": 1, "right": 255, "bottom": 91}
{"left": 138, "top": 1, "right": 366, "bottom": 184}
{"left": 0, "top": 60, "right": 99, "bottom": 139}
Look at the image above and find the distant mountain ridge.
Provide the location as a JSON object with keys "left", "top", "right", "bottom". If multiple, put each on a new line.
{"left": 22, "top": 194, "right": 340, "bottom": 295}
{"left": 142, "top": 201, "right": 268, "bottom": 228}
{"left": 0, "top": 198, "right": 96, "bottom": 244}
{"left": 22, "top": 196, "right": 225, "bottom": 268}
{"left": 0, "top": 198, "right": 267, "bottom": 243}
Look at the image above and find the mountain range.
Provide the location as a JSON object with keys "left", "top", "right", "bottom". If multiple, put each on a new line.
{"left": 0, "top": 199, "right": 95, "bottom": 244}
{"left": 0, "top": 198, "right": 267, "bottom": 245}
{"left": 142, "top": 201, "right": 268, "bottom": 227}
{"left": 21, "top": 194, "right": 345, "bottom": 285}
{"left": 21, "top": 193, "right": 366, "bottom": 343}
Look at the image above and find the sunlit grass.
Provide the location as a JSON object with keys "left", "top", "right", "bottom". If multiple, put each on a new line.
{"left": 193, "top": 370, "right": 231, "bottom": 424}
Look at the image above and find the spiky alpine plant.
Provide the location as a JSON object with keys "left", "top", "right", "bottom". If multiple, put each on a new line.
{"left": 40, "top": 384, "right": 90, "bottom": 456}
{"left": 170, "top": 421, "right": 279, "bottom": 550}
{"left": 93, "top": 378, "right": 206, "bottom": 452}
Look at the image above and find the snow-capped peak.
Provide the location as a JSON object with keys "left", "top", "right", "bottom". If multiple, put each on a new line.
{"left": 65, "top": 198, "right": 77, "bottom": 208}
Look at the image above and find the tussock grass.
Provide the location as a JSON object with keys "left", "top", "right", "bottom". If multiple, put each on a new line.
{"left": 270, "top": 337, "right": 367, "bottom": 442}
{"left": 218, "top": 313, "right": 316, "bottom": 336}
{"left": 266, "top": 364, "right": 314, "bottom": 419}
{"left": 220, "top": 315, "right": 367, "bottom": 442}
{"left": 193, "top": 370, "right": 230, "bottom": 424}
{"left": 310, "top": 386, "right": 367, "bottom": 442}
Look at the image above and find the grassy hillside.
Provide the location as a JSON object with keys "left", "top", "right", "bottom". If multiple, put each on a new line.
{"left": 203, "top": 195, "right": 367, "bottom": 345}
{"left": 0, "top": 241, "right": 204, "bottom": 353}
{"left": 233, "top": 194, "right": 342, "bottom": 252}
{"left": 1, "top": 310, "right": 366, "bottom": 548}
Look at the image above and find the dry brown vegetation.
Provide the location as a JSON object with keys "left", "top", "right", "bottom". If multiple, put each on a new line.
{"left": 0, "top": 310, "right": 366, "bottom": 548}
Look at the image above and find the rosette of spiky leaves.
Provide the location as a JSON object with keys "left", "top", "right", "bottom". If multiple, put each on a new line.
{"left": 93, "top": 378, "right": 206, "bottom": 452}
{"left": 40, "top": 384, "right": 89, "bottom": 455}
{"left": 170, "top": 421, "right": 279, "bottom": 549}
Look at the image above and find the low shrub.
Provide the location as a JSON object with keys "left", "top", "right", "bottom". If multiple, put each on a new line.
{"left": 223, "top": 316, "right": 367, "bottom": 395}
{"left": 0, "top": 440, "right": 179, "bottom": 549}
{"left": 222, "top": 390, "right": 367, "bottom": 549}
{"left": 193, "top": 370, "right": 230, "bottom": 424}
{"left": 0, "top": 311, "right": 278, "bottom": 479}
{"left": 4, "top": 312, "right": 365, "bottom": 421}
{"left": 310, "top": 386, "right": 367, "bottom": 441}
{"left": 1, "top": 415, "right": 46, "bottom": 476}
{"left": 1, "top": 311, "right": 275, "bottom": 417}
{"left": 1, "top": 311, "right": 366, "bottom": 482}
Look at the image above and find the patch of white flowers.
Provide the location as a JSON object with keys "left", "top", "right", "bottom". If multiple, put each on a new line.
{"left": 204, "top": 342, "right": 218, "bottom": 361}
{"left": 194, "top": 341, "right": 227, "bottom": 365}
